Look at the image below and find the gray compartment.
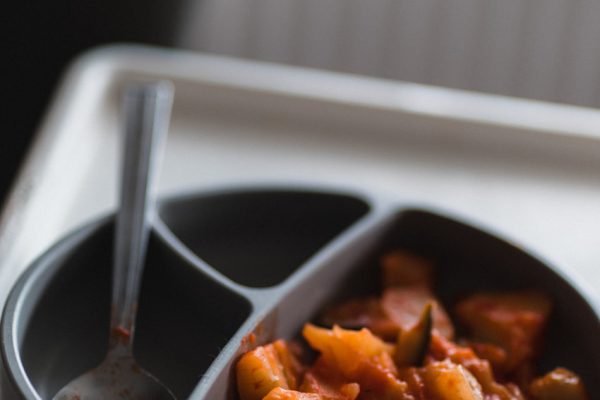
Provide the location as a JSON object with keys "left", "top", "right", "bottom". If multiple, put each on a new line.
{"left": 158, "top": 189, "right": 369, "bottom": 287}
{"left": 5, "top": 220, "right": 250, "bottom": 399}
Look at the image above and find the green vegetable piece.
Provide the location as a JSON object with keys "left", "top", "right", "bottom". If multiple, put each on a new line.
{"left": 395, "top": 301, "right": 433, "bottom": 367}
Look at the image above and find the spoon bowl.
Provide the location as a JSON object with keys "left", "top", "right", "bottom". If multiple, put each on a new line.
{"left": 53, "top": 344, "right": 173, "bottom": 400}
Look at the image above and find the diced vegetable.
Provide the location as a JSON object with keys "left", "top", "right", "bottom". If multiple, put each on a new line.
{"left": 395, "top": 302, "right": 433, "bottom": 367}
{"left": 428, "top": 334, "right": 525, "bottom": 400}
{"left": 302, "top": 324, "right": 409, "bottom": 399}
{"left": 321, "top": 287, "right": 452, "bottom": 342}
{"left": 455, "top": 291, "right": 551, "bottom": 371}
{"left": 321, "top": 297, "right": 399, "bottom": 341}
{"left": 381, "top": 250, "right": 434, "bottom": 288}
{"left": 423, "top": 360, "right": 483, "bottom": 400}
{"left": 236, "top": 340, "right": 303, "bottom": 400}
{"left": 302, "top": 324, "right": 394, "bottom": 378}
{"left": 382, "top": 287, "right": 454, "bottom": 339}
{"left": 529, "top": 368, "right": 589, "bottom": 400}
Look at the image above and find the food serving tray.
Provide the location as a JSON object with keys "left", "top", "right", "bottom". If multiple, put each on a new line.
{"left": 1, "top": 45, "right": 600, "bottom": 399}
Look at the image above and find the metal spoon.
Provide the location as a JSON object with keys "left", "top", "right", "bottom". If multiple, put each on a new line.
{"left": 53, "top": 82, "right": 175, "bottom": 400}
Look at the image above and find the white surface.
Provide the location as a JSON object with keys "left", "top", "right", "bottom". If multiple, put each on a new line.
{"left": 1, "top": 45, "right": 600, "bottom": 311}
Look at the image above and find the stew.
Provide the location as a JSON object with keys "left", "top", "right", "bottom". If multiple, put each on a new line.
{"left": 236, "top": 250, "right": 588, "bottom": 400}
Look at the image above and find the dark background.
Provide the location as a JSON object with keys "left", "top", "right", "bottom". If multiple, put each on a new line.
{"left": 4, "top": 2, "right": 186, "bottom": 207}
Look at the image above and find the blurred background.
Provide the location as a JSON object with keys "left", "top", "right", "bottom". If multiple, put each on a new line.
{"left": 6, "top": 0, "right": 600, "bottom": 206}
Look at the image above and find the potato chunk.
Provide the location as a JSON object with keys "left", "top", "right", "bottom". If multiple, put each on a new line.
{"left": 303, "top": 324, "right": 393, "bottom": 375}
{"left": 303, "top": 324, "right": 409, "bottom": 399}
{"left": 455, "top": 291, "right": 551, "bottom": 371}
{"left": 428, "top": 334, "right": 524, "bottom": 400}
{"left": 382, "top": 287, "right": 454, "bottom": 339}
{"left": 529, "top": 368, "right": 589, "bottom": 400}
{"left": 423, "top": 360, "right": 483, "bottom": 400}
{"left": 236, "top": 340, "right": 302, "bottom": 400}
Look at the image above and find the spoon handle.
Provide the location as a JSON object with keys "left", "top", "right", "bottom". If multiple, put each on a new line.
{"left": 111, "top": 82, "right": 174, "bottom": 350}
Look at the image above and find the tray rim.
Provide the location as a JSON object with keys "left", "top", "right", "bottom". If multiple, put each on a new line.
{"left": 5, "top": 42, "right": 600, "bottom": 239}
{"left": 2, "top": 43, "right": 600, "bottom": 307}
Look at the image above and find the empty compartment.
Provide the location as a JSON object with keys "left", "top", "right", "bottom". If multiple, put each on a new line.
{"left": 159, "top": 189, "right": 369, "bottom": 287}
{"left": 15, "top": 220, "right": 251, "bottom": 399}
{"left": 312, "top": 210, "right": 600, "bottom": 392}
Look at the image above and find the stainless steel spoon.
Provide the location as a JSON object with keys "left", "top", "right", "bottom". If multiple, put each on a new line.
{"left": 53, "top": 82, "right": 175, "bottom": 400}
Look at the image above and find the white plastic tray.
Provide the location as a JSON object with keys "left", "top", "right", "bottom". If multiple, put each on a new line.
{"left": 1, "top": 44, "right": 600, "bottom": 313}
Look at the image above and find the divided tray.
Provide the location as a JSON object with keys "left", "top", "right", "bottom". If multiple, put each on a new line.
{"left": 2, "top": 187, "right": 599, "bottom": 399}
{"left": 2, "top": 45, "right": 600, "bottom": 398}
